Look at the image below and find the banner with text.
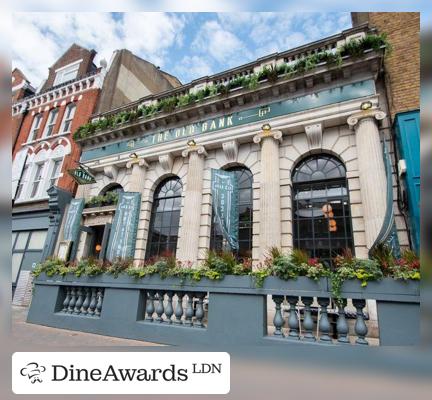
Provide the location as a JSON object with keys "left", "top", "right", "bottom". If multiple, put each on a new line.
{"left": 211, "top": 169, "right": 239, "bottom": 251}
{"left": 63, "top": 199, "right": 85, "bottom": 243}
{"left": 106, "top": 192, "right": 141, "bottom": 260}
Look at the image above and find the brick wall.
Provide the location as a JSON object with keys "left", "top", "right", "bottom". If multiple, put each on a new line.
{"left": 13, "top": 88, "right": 100, "bottom": 196}
{"left": 367, "top": 12, "right": 420, "bottom": 120}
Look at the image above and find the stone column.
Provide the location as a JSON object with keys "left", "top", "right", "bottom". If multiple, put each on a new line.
{"left": 177, "top": 145, "right": 207, "bottom": 265}
{"left": 253, "top": 129, "right": 283, "bottom": 260}
{"left": 126, "top": 158, "right": 148, "bottom": 262}
{"left": 347, "top": 109, "right": 387, "bottom": 249}
{"left": 126, "top": 158, "right": 148, "bottom": 193}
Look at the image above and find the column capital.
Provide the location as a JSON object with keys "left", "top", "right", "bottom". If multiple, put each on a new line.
{"left": 347, "top": 109, "right": 386, "bottom": 130}
{"left": 182, "top": 144, "right": 207, "bottom": 158}
{"left": 126, "top": 158, "right": 148, "bottom": 169}
{"left": 253, "top": 129, "right": 283, "bottom": 145}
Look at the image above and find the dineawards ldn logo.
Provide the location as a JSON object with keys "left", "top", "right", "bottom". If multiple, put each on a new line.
{"left": 20, "top": 362, "right": 47, "bottom": 383}
{"left": 12, "top": 352, "right": 230, "bottom": 394}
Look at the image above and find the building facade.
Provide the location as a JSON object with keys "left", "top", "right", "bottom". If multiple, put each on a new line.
{"left": 352, "top": 12, "right": 420, "bottom": 252}
{"left": 11, "top": 44, "right": 185, "bottom": 300}
{"left": 52, "top": 23, "right": 410, "bottom": 274}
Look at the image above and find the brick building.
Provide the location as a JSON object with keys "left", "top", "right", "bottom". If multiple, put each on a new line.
{"left": 352, "top": 12, "right": 420, "bottom": 252}
{"left": 11, "top": 44, "right": 182, "bottom": 300}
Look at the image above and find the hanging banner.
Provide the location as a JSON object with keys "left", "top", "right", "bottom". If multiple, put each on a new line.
{"left": 106, "top": 192, "right": 141, "bottom": 261}
{"left": 63, "top": 198, "right": 85, "bottom": 242}
{"left": 67, "top": 167, "right": 96, "bottom": 185}
{"left": 211, "top": 169, "right": 239, "bottom": 251}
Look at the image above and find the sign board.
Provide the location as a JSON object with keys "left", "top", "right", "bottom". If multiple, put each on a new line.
{"left": 68, "top": 167, "right": 96, "bottom": 184}
{"left": 81, "top": 79, "right": 376, "bottom": 162}
{"left": 106, "top": 192, "right": 141, "bottom": 261}
{"left": 211, "top": 169, "right": 239, "bottom": 251}
{"left": 63, "top": 199, "right": 85, "bottom": 244}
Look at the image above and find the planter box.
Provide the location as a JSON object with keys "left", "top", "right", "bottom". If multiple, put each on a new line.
{"left": 334, "top": 277, "right": 420, "bottom": 302}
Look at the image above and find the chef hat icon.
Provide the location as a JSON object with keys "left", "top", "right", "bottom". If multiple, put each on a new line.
{"left": 20, "top": 362, "right": 46, "bottom": 383}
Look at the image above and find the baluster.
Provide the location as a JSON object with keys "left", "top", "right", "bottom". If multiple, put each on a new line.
{"left": 88, "top": 288, "right": 97, "bottom": 316}
{"left": 68, "top": 287, "right": 77, "bottom": 314}
{"left": 336, "top": 299, "right": 350, "bottom": 344}
{"left": 155, "top": 292, "right": 165, "bottom": 323}
{"left": 286, "top": 296, "right": 300, "bottom": 339}
{"left": 164, "top": 291, "right": 174, "bottom": 324}
{"left": 62, "top": 287, "right": 71, "bottom": 312}
{"left": 194, "top": 292, "right": 205, "bottom": 328}
{"left": 81, "top": 288, "right": 91, "bottom": 315}
{"left": 302, "top": 297, "right": 316, "bottom": 341}
{"left": 174, "top": 292, "right": 184, "bottom": 324}
{"left": 145, "top": 290, "right": 155, "bottom": 322}
{"left": 272, "top": 295, "right": 285, "bottom": 337}
{"left": 318, "top": 297, "right": 332, "bottom": 342}
{"left": 74, "top": 287, "right": 84, "bottom": 315}
{"left": 353, "top": 299, "right": 368, "bottom": 345}
{"left": 95, "top": 288, "right": 104, "bottom": 317}
{"left": 184, "top": 293, "right": 194, "bottom": 327}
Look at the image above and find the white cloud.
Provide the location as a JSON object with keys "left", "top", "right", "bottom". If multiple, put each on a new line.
{"left": 192, "top": 20, "right": 250, "bottom": 66}
{"left": 172, "top": 55, "right": 214, "bottom": 82}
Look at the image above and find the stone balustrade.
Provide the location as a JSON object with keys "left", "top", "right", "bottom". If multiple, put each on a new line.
{"left": 27, "top": 274, "right": 419, "bottom": 346}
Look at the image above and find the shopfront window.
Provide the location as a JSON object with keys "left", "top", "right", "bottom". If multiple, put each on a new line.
{"left": 146, "top": 177, "right": 182, "bottom": 259}
{"left": 210, "top": 167, "right": 253, "bottom": 259}
{"left": 292, "top": 154, "right": 353, "bottom": 266}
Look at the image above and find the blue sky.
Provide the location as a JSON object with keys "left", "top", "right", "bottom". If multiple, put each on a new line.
{"left": 12, "top": 12, "right": 353, "bottom": 87}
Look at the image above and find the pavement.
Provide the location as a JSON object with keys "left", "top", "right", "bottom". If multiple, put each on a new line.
{"left": 12, "top": 305, "right": 162, "bottom": 347}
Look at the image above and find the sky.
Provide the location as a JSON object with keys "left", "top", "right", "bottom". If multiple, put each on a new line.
{"left": 11, "top": 12, "right": 353, "bottom": 88}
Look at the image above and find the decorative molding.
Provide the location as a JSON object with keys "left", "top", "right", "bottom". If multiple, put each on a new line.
{"left": 347, "top": 109, "right": 387, "bottom": 130}
{"left": 253, "top": 130, "right": 283, "bottom": 145}
{"left": 222, "top": 140, "right": 238, "bottom": 162}
{"left": 103, "top": 165, "right": 118, "bottom": 180}
{"left": 126, "top": 158, "right": 148, "bottom": 169}
{"left": 158, "top": 153, "right": 174, "bottom": 171}
{"left": 182, "top": 144, "right": 208, "bottom": 158}
{"left": 304, "top": 123, "right": 323, "bottom": 150}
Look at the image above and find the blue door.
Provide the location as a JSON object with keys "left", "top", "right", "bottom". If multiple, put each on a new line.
{"left": 395, "top": 111, "right": 420, "bottom": 252}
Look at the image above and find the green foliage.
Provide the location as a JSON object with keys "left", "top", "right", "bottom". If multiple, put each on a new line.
{"left": 32, "top": 257, "right": 67, "bottom": 277}
{"left": 203, "top": 250, "right": 238, "bottom": 276}
{"left": 85, "top": 191, "right": 119, "bottom": 208}
{"left": 107, "top": 258, "right": 133, "bottom": 278}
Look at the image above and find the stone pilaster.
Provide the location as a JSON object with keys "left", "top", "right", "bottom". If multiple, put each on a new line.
{"left": 347, "top": 109, "right": 387, "bottom": 249}
{"left": 177, "top": 145, "right": 207, "bottom": 265}
{"left": 126, "top": 158, "right": 148, "bottom": 193}
{"left": 126, "top": 158, "right": 148, "bottom": 262}
{"left": 253, "top": 129, "right": 283, "bottom": 260}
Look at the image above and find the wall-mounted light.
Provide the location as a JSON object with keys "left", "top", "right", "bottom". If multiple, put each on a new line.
{"left": 261, "top": 123, "right": 271, "bottom": 131}
{"left": 129, "top": 152, "right": 138, "bottom": 159}
{"left": 187, "top": 139, "right": 196, "bottom": 147}
{"left": 360, "top": 101, "right": 373, "bottom": 110}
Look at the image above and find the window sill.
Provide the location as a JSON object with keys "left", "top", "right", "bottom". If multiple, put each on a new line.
{"left": 14, "top": 195, "right": 49, "bottom": 204}
{"left": 22, "top": 131, "right": 70, "bottom": 146}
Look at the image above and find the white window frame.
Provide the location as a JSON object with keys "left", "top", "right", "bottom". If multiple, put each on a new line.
{"left": 59, "top": 103, "right": 76, "bottom": 133}
{"left": 53, "top": 59, "right": 82, "bottom": 86}
{"left": 28, "top": 114, "right": 42, "bottom": 142}
{"left": 48, "top": 158, "right": 63, "bottom": 188}
{"left": 15, "top": 164, "right": 29, "bottom": 200}
{"left": 42, "top": 108, "right": 59, "bottom": 137}
{"left": 30, "top": 162, "right": 46, "bottom": 198}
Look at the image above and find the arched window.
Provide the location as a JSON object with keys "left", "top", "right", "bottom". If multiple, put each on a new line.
{"left": 146, "top": 177, "right": 183, "bottom": 259}
{"left": 292, "top": 154, "right": 353, "bottom": 266}
{"left": 210, "top": 167, "right": 253, "bottom": 259}
{"left": 100, "top": 183, "right": 124, "bottom": 196}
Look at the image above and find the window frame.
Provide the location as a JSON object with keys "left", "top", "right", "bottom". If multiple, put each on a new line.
{"left": 292, "top": 155, "right": 354, "bottom": 267}
{"left": 59, "top": 103, "right": 76, "bottom": 133}
{"left": 28, "top": 114, "right": 43, "bottom": 142}
{"left": 53, "top": 60, "right": 81, "bottom": 86}
{"left": 49, "top": 159, "right": 62, "bottom": 187}
{"left": 30, "top": 162, "right": 46, "bottom": 198}
{"left": 42, "top": 108, "right": 59, "bottom": 137}
{"left": 145, "top": 177, "right": 183, "bottom": 260}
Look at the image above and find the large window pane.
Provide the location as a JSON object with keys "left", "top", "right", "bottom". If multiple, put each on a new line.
{"left": 146, "top": 177, "right": 182, "bottom": 259}
{"left": 292, "top": 155, "right": 353, "bottom": 267}
{"left": 28, "top": 230, "right": 47, "bottom": 250}
{"left": 14, "top": 232, "right": 29, "bottom": 250}
{"left": 12, "top": 253, "right": 23, "bottom": 282}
